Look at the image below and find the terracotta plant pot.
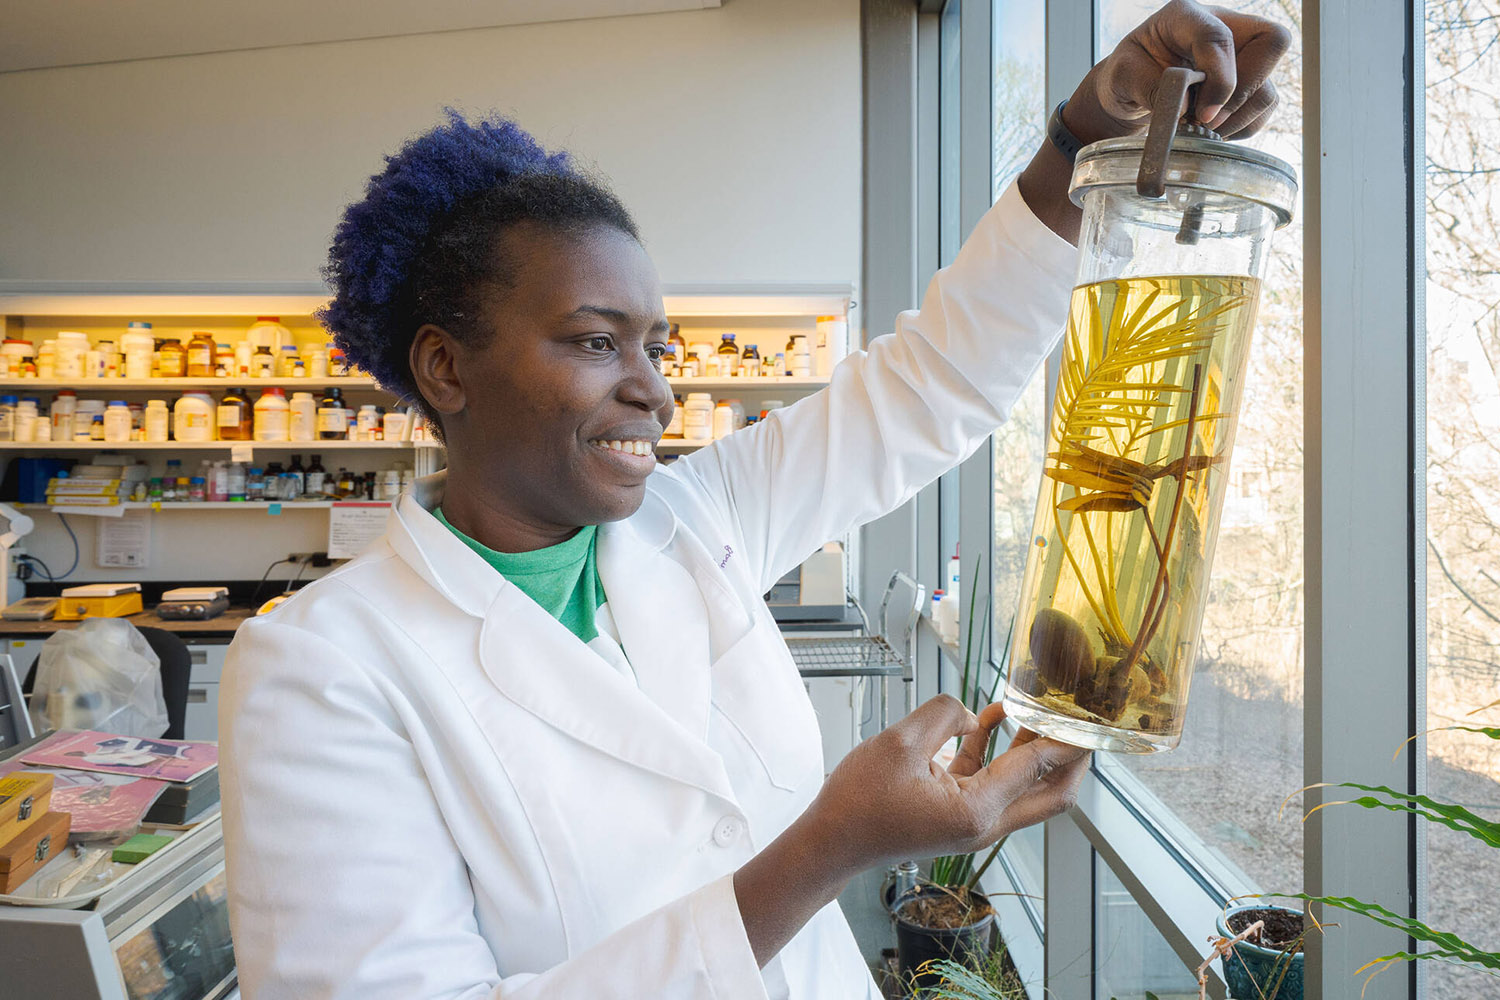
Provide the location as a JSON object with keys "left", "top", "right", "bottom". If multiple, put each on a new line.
{"left": 1217, "top": 904, "right": 1304, "bottom": 1000}
{"left": 893, "top": 885, "right": 995, "bottom": 990}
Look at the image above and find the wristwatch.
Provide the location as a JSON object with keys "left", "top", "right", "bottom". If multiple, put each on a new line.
{"left": 1047, "top": 100, "right": 1085, "bottom": 163}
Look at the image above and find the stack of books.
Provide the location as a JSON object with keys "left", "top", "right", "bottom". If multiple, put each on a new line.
{"left": 46, "top": 461, "right": 149, "bottom": 509}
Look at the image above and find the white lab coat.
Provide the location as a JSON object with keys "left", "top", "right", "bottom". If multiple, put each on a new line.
{"left": 219, "top": 181, "right": 1077, "bottom": 1000}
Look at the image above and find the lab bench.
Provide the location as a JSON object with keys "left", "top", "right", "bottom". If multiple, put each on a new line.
{"left": 1, "top": 611, "right": 248, "bottom": 743}
{"left": 2, "top": 601, "right": 908, "bottom": 755}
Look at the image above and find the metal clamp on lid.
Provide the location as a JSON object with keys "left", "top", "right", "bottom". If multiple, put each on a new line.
{"left": 1137, "top": 66, "right": 1213, "bottom": 199}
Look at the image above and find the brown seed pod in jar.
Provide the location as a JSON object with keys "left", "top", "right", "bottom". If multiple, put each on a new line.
{"left": 1029, "top": 608, "right": 1094, "bottom": 693}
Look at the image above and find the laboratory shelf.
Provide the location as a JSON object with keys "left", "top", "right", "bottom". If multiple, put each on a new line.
{"left": 0, "top": 440, "right": 440, "bottom": 450}
{"left": 654, "top": 440, "right": 705, "bottom": 453}
{"left": 0, "top": 281, "right": 854, "bottom": 320}
{"left": 666, "top": 377, "right": 827, "bottom": 391}
{"left": 24, "top": 501, "right": 392, "bottom": 511}
{"left": 0, "top": 377, "right": 379, "bottom": 390}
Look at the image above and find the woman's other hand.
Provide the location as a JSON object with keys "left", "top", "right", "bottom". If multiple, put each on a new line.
{"left": 733, "top": 695, "right": 1087, "bottom": 966}
{"left": 1019, "top": 0, "right": 1293, "bottom": 243}
{"left": 808, "top": 695, "right": 1089, "bottom": 869}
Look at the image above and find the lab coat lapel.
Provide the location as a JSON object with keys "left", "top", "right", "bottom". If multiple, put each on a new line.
{"left": 392, "top": 472, "right": 738, "bottom": 803}
{"left": 596, "top": 511, "right": 718, "bottom": 743}
{"left": 477, "top": 590, "right": 737, "bottom": 804}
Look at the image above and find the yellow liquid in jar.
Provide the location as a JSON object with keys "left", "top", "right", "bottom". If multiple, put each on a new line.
{"left": 1003, "top": 274, "right": 1260, "bottom": 753}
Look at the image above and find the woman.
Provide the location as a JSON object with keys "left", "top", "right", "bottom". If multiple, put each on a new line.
{"left": 220, "top": 3, "right": 1288, "bottom": 996}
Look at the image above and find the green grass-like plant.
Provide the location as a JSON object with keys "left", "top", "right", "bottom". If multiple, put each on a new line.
{"left": 927, "top": 559, "right": 1009, "bottom": 895}
{"left": 1281, "top": 713, "right": 1500, "bottom": 986}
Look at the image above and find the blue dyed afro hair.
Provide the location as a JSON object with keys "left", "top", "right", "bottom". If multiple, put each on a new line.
{"left": 318, "top": 110, "right": 639, "bottom": 423}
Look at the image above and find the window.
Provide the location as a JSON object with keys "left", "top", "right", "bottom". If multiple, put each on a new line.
{"left": 1424, "top": 2, "right": 1500, "bottom": 993}
{"left": 1092, "top": 0, "right": 1306, "bottom": 900}
{"left": 1094, "top": 857, "right": 1202, "bottom": 1000}
{"left": 991, "top": 0, "right": 1050, "bottom": 928}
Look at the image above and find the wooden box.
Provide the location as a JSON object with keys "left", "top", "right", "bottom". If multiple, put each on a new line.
{"left": 0, "top": 772, "right": 53, "bottom": 846}
{"left": 0, "top": 809, "right": 70, "bottom": 893}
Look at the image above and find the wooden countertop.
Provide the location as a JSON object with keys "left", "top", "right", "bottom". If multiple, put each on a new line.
{"left": 0, "top": 606, "right": 256, "bottom": 637}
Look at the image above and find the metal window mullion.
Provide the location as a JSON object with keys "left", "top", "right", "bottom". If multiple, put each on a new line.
{"left": 1040, "top": 0, "right": 1095, "bottom": 992}
{"left": 1304, "top": 2, "right": 1421, "bottom": 998}
{"left": 858, "top": 0, "right": 921, "bottom": 652}
{"left": 956, "top": 0, "right": 997, "bottom": 672}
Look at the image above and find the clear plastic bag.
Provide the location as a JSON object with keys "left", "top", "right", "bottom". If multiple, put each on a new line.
{"left": 28, "top": 619, "right": 168, "bottom": 738}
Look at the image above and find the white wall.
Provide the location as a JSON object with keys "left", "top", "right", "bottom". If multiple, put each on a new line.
{"left": 0, "top": 0, "right": 862, "bottom": 586}
{"left": 0, "top": 0, "right": 860, "bottom": 289}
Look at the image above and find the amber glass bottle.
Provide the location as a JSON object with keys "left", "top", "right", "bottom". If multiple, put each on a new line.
{"left": 216, "top": 387, "right": 253, "bottom": 441}
{"left": 158, "top": 339, "right": 188, "bottom": 378}
{"left": 186, "top": 332, "right": 216, "bottom": 378}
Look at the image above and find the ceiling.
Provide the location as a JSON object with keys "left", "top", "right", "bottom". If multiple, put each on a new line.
{"left": 0, "top": 0, "right": 723, "bottom": 74}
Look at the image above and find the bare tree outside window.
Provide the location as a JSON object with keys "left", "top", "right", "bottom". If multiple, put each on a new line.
{"left": 1424, "top": 2, "right": 1500, "bottom": 995}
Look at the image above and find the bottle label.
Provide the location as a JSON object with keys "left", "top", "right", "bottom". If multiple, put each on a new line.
{"left": 317, "top": 408, "right": 344, "bottom": 433}
{"left": 307, "top": 472, "right": 326, "bottom": 493}
{"left": 256, "top": 411, "right": 290, "bottom": 440}
{"left": 189, "top": 347, "right": 211, "bottom": 367}
{"left": 216, "top": 405, "right": 241, "bottom": 428}
{"left": 185, "top": 413, "right": 210, "bottom": 429}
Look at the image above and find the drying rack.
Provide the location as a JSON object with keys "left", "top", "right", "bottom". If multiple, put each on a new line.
{"left": 786, "top": 571, "right": 925, "bottom": 730}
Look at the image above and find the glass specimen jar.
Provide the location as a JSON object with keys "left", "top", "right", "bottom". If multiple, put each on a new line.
{"left": 1002, "top": 74, "right": 1297, "bottom": 753}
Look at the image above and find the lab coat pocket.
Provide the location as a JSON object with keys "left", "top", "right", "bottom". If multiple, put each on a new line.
{"left": 709, "top": 628, "right": 824, "bottom": 796}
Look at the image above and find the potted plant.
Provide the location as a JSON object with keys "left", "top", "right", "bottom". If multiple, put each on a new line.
{"left": 1213, "top": 903, "right": 1305, "bottom": 1000}
{"left": 891, "top": 564, "right": 1011, "bottom": 989}
{"left": 1278, "top": 703, "right": 1500, "bottom": 987}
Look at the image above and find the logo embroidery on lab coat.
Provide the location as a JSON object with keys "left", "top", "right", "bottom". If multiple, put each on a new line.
{"left": 718, "top": 544, "right": 733, "bottom": 569}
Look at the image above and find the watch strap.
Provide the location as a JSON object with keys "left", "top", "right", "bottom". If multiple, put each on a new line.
{"left": 1047, "top": 100, "right": 1084, "bottom": 164}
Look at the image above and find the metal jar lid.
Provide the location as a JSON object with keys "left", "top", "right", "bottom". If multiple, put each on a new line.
{"left": 1068, "top": 67, "right": 1298, "bottom": 229}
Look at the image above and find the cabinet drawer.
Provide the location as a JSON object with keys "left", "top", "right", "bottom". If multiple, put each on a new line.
{"left": 186, "top": 642, "right": 229, "bottom": 684}
{"left": 183, "top": 681, "right": 220, "bottom": 742}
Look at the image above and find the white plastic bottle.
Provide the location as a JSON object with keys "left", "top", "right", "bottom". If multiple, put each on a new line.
{"left": 934, "top": 589, "right": 961, "bottom": 646}
{"left": 55, "top": 332, "right": 89, "bottom": 380}
{"left": 815, "top": 315, "right": 847, "bottom": 377}
{"left": 246, "top": 316, "right": 292, "bottom": 352}
{"left": 14, "top": 400, "right": 37, "bottom": 443}
{"left": 144, "top": 399, "right": 171, "bottom": 442}
{"left": 36, "top": 341, "right": 56, "bottom": 380}
{"left": 947, "top": 545, "right": 962, "bottom": 605}
{"left": 103, "top": 400, "right": 132, "bottom": 443}
{"left": 50, "top": 389, "right": 77, "bottom": 441}
{"left": 122, "top": 323, "right": 154, "bottom": 379}
{"left": 382, "top": 409, "right": 407, "bottom": 442}
{"left": 234, "top": 342, "right": 253, "bottom": 380}
{"left": 790, "top": 335, "right": 812, "bottom": 377}
{"left": 711, "top": 400, "right": 735, "bottom": 441}
{"left": 683, "top": 392, "right": 714, "bottom": 444}
{"left": 356, "top": 404, "right": 380, "bottom": 440}
{"left": 173, "top": 392, "right": 215, "bottom": 442}
{"left": 289, "top": 391, "right": 316, "bottom": 442}
{"left": 254, "top": 387, "right": 291, "bottom": 442}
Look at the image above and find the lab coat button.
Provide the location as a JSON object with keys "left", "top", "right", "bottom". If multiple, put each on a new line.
{"left": 712, "top": 816, "right": 742, "bottom": 847}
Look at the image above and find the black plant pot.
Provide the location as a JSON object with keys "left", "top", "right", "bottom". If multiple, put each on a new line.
{"left": 893, "top": 885, "right": 995, "bottom": 990}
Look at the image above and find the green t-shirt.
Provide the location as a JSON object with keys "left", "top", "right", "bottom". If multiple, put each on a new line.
{"left": 435, "top": 508, "right": 607, "bottom": 644}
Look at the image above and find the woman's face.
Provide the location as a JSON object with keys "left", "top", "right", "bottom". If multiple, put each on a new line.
{"left": 444, "top": 221, "right": 674, "bottom": 533}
